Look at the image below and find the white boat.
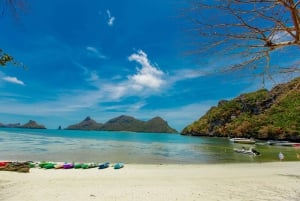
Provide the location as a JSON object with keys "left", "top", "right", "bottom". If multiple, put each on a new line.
{"left": 230, "top": 138, "right": 256, "bottom": 144}
{"left": 233, "top": 148, "right": 260, "bottom": 156}
{"left": 267, "top": 140, "right": 300, "bottom": 147}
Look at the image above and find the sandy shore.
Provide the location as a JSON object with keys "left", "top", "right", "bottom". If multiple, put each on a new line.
{"left": 0, "top": 162, "right": 299, "bottom": 201}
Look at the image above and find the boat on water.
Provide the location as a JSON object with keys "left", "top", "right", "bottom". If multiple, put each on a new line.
{"left": 266, "top": 140, "right": 300, "bottom": 147}
{"left": 233, "top": 148, "right": 260, "bottom": 156}
{"left": 230, "top": 138, "right": 256, "bottom": 144}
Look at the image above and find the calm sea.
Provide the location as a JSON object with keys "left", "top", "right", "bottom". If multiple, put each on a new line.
{"left": 0, "top": 128, "right": 299, "bottom": 164}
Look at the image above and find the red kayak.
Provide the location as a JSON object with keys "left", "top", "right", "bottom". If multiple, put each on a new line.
{"left": 0, "top": 162, "right": 9, "bottom": 167}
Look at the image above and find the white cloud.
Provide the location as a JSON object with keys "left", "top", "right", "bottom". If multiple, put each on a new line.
{"left": 86, "top": 46, "right": 106, "bottom": 59}
{"left": 170, "top": 69, "right": 205, "bottom": 83}
{"left": 70, "top": 50, "right": 166, "bottom": 102}
{"left": 106, "top": 10, "right": 115, "bottom": 26}
{"left": 128, "top": 50, "right": 165, "bottom": 90}
{"left": 3, "top": 76, "right": 25, "bottom": 86}
{"left": 88, "top": 71, "right": 100, "bottom": 82}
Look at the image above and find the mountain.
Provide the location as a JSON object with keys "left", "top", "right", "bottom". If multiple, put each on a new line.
{"left": 144, "top": 116, "right": 178, "bottom": 133}
{"left": 66, "top": 115, "right": 178, "bottom": 133}
{"left": 101, "top": 115, "right": 177, "bottom": 133}
{"left": 181, "top": 77, "right": 300, "bottom": 141}
{"left": 101, "top": 115, "right": 144, "bottom": 131}
{"left": 19, "top": 120, "right": 46, "bottom": 129}
{"left": 0, "top": 123, "right": 21, "bottom": 128}
{"left": 65, "top": 116, "right": 103, "bottom": 130}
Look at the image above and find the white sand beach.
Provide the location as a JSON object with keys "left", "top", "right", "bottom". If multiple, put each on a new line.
{"left": 0, "top": 162, "right": 300, "bottom": 201}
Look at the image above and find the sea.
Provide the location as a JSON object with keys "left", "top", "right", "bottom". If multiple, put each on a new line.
{"left": 0, "top": 128, "right": 299, "bottom": 164}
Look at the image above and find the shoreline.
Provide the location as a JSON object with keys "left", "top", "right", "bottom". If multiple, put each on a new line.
{"left": 1, "top": 162, "right": 299, "bottom": 201}
{"left": 1, "top": 129, "right": 300, "bottom": 164}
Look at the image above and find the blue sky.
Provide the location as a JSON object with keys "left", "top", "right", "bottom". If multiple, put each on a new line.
{"left": 0, "top": 0, "right": 296, "bottom": 131}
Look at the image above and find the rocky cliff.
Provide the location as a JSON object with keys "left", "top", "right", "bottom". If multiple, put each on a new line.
{"left": 181, "top": 77, "right": 300, "bottom": 141}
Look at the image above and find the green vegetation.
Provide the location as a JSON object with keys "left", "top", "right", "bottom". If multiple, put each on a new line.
{"left": 0, "top": 49, "right": 14, "bottom": 66}
{"left": 182, "top": 77, "right": 300, "bottom": 141}
{"left": 66, "top": 115, "right": 178, "bottom": 133}
{"left": 66, "top": 116, "right": 103, "bottom": 130}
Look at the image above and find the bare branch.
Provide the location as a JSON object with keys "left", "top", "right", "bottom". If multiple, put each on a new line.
{"left": 185, "top": 0, "right": 300, "bottom": 78}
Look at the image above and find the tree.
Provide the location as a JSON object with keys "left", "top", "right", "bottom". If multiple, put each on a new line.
{"left": 0, "top": 0, "right": 27, "bottom": 67}
{"left": 186, "top": 0, "right": 300, "bottom": 81}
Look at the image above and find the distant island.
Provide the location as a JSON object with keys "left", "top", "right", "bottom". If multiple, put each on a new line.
{"left": 0, "top": 116, "right": 177, "bottom": 133}
{"left": 0, "top": 120, "right": 46, "bottom": 129}
{"left": 181, "top": 77, "right": 300, "bottom": 141}
{"left": 66, "top": 115, "right": 178, "bottom": 133}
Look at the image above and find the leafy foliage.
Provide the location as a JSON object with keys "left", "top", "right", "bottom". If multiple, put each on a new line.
{"left": 0, "top": 49, "right": 25, "bottom": 68}
{"left": 0, "top": 49, "right": 14, "bottom": 66}
{"left": 182, "top": 77, "right": 300, "bottom": 140}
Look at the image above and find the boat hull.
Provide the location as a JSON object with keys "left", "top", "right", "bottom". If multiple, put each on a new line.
{"left": 230, "top": 138, "right": 256, "bottom": 144}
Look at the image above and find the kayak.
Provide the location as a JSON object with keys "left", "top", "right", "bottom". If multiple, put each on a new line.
{"left": 63, "top": 163, "right": 74, "bottom": 169}
{"left": 0, "top": 162, "right": 8, "bottom": 167}
{"left": 54, "top": 163, "right": 64, "bottom": 169}
{"left": 82, "top": 163, "right": 97, "bottom": 169}
{"left": 44, "top": 163, "right": 56, "bottom": 169}
{"left": 38, "top": 161, "right": 49, "bottom": 168}
{"left": 74, "top": 163, "right": 83, "bottom": 169}
{"left": 29, "top": 162, "right": 37, "bottom": 168}
{"left": 98, "top": 162, "right": 110, "bottom": 169}
{"left": 114, "top": 163, "right": 124, "bottom": 169}
{"left": 39, "top": 162, "right": 56, "bottom": 169}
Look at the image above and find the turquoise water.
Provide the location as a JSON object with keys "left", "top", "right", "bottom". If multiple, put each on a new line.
{"left": 0, "top": 128, "right": 299, "bottom": 164}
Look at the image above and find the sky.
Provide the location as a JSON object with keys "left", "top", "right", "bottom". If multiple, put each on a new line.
{"left": 0, "top": 0, "right": 297, "bottom": 131}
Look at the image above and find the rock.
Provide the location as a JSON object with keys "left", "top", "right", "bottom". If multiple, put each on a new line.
{"left": 20, "top": 120, "right": 46, "bottom": 129}
{"left": 65, "top": 116, "right": 103, "bottom": 130}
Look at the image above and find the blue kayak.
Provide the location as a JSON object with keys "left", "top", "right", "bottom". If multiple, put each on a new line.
{"left": 98, "top": 162, "right": 110, "bottom": 169}
{"left": 114, "top": 163, "right": 124, "bottom": 169}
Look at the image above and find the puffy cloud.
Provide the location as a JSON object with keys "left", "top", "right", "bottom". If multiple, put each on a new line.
{"left": 3, "top": 76, "right": 25, "bottom": 86}
{"left": 128, "top": 50, "right": 165, "bottom": 90}
{"left": 106, "top": 10, "right": 115, "bottom": 26}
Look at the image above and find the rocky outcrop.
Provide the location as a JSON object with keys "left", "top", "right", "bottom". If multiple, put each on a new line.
{"left": 0, "top": 121, "right": 45, "bottom": 129}
{"left": 19, "top": 120, "right": 46, "bottom": 129}
{"left": 0, "top": 123, "right": 21, "bottom": 128}
{"left": 66, "top": 116, "right": 103, "bottom": 130}
{"left": 181, "top": 77, "right": 300, "bottom": 141}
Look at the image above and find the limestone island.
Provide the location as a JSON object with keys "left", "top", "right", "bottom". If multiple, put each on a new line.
{"left": 0, "top": 120, "right": 46, "bottom": 129}
{"left": 66, "top": 115, "right": 178, "bottom": 133}
{"left": 182, "top": 77, "right": 300, "bottom": 141}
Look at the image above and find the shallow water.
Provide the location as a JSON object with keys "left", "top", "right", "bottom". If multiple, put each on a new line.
{"left": 0, "top": 128, "right": 299, "bottom": 164}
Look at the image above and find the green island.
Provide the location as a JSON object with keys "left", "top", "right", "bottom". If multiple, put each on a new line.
{"left": 182, "top": 77, "right": 300, "bottom": 141}
{"left": 66, "top": 115, "right": 177, "bottom": 133}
